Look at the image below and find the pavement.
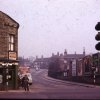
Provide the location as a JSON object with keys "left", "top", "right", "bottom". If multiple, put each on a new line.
{"left": 0, "top": 87, "right": 25, "bottom": 92}
{"left": 65, "top": 81, "right": 100, "bottom": 88}
{"left": 44, "top": 73, "right": 100, "bottom": 88}
{"left": 0, "top": 81, "right": 99, "bottom": 93}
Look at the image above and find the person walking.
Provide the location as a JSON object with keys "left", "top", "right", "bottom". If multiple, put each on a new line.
{"left": 21, "top": 75, "right": 29, "bottom": 91}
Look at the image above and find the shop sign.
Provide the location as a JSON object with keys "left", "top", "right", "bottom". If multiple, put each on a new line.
{"left": 9, "top": 52, "right": 17, "bottom": 60}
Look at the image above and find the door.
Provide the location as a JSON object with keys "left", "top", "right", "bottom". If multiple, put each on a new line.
{"left": 8, "top": 69, "right": 15, "bottom": 89}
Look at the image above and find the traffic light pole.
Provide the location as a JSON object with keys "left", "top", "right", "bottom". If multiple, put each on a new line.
{"left": 91, "top": 66, "right": 96, "bottom": 87}
{"left": 93, "top": 70, "right": 96, "bottom": 86}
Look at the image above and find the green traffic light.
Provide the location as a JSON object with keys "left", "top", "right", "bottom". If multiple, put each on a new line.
{"left": 95, "top": 42, "right": 100, "bottom": 51}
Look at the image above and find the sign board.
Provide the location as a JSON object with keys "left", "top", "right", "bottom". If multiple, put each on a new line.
{"left": 8, "top": 51, "right": 17, "bottom": 60}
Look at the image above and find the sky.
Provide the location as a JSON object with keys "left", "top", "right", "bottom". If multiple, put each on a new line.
{"left": 0, "top": 0, "right": 100, "bottom": 58}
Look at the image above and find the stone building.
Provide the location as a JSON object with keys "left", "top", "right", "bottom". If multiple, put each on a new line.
{"left": 48, "top": 49, "right": 85, "bottom": 79}
{"left": 33, "top": 55, "right": 50, "bottom": 69}
{"left": 0, "top": 11, "right": 19, "bottom": 90}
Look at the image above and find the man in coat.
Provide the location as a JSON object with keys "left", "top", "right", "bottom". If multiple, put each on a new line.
{"left": 21, "top": 75, "right": 29, "bottom": 91}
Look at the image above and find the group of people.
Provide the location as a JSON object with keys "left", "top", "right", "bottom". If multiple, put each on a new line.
{"left": 18, "top": 75, "right": 30, "bottom": 91}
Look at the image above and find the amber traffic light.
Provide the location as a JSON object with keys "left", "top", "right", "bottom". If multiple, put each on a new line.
{"left": 95, "top": 32, "right": 100, "bottom": 41}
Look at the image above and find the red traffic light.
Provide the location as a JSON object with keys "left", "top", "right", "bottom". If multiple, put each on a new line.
{"left": 95, "top": 22, "right": 100, "bottom": 31}
{"left": 95, "top": 32, "right": 100, "bottom": 41}
{"left": 95, "top": 42, "right": 100, "bottom": 50}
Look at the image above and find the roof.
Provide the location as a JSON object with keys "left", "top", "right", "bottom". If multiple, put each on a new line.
{"left": 0, "top": 11, "right": 19, "bottom": 28}
{"left": 34, "top": 57, "right": 50, "bottom": 62}
{"left": 52, "top": 53, "right": 85, "bottom": 59}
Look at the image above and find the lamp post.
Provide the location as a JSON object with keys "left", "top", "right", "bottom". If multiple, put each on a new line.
{"left": 93, "top": 70, "right": 96, "bottom": 86}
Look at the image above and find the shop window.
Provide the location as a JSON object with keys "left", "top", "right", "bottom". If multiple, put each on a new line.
{"left": 84, "top": 58, "right": 90, "bottom": 72}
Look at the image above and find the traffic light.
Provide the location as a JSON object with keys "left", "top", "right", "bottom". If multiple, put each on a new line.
{"left": 95, "top": 22, "right": 100, "bottom": 31}
{"left": 95, "top": 32, "right": 100, "bottom": 41}
{"left": 95, "top": 22, "right": 100, "bottom": 51}
{"left": 95, "top": 42, "right": 100, "bottom": 50}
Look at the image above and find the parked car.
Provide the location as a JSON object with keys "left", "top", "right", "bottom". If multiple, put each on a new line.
{"left": 26, "top": 73, "right": 32, "bottom": 85}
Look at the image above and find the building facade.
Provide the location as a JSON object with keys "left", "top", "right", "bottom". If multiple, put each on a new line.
{"left": 0, "top": 11, "right": 19, "bottom": 90}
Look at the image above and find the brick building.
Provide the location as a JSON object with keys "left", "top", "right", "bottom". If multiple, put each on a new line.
{"left": 0, "top": 11, "right": 19, "bottom": 90}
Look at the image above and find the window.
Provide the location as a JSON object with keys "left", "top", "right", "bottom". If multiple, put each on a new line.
{"left": 9, "top": 35, "right": 15, "bottom": 51}
{"left": 84, "top": 58, "right": 90, "bottom": 72}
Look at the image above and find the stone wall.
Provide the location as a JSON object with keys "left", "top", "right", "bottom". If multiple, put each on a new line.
{"left": 0, "top": 11, "right": 19, "bottom": 59}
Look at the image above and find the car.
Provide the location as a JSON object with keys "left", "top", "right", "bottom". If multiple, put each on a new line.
{"left": 26, "top": 73, "right": 32, "bottom": 85}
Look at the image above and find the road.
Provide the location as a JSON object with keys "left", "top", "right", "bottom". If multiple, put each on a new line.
{"left": 0, "top": 68, "right": 100, "bottom": 99}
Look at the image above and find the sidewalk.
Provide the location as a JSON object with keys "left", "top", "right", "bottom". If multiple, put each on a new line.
{"left": 0, "top": 84, "right": 40, "bottom": 93}
{"left": 45, "top": 74, "right": 100, "bottom": 88}
{"left": 65, "top": 81, "right": 100, "bottom": 88}
{"left": 0, "top": 87, "right": 24, "bottom": 92}
{"left": 0, "top": 82, "right": 100, "bottom": 93}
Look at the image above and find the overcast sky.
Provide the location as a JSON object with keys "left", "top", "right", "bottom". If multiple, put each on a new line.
{"left": 0, "top": 0, "right": 100, "bottom": 58}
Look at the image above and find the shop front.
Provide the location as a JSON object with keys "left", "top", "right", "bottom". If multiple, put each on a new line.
{"left": 0, "top": 60, "right": 18, "bottom": 91}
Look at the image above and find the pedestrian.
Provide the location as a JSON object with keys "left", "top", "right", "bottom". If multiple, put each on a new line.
{"left": 21, "top": 75, "right": 29, "bottom": 91}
